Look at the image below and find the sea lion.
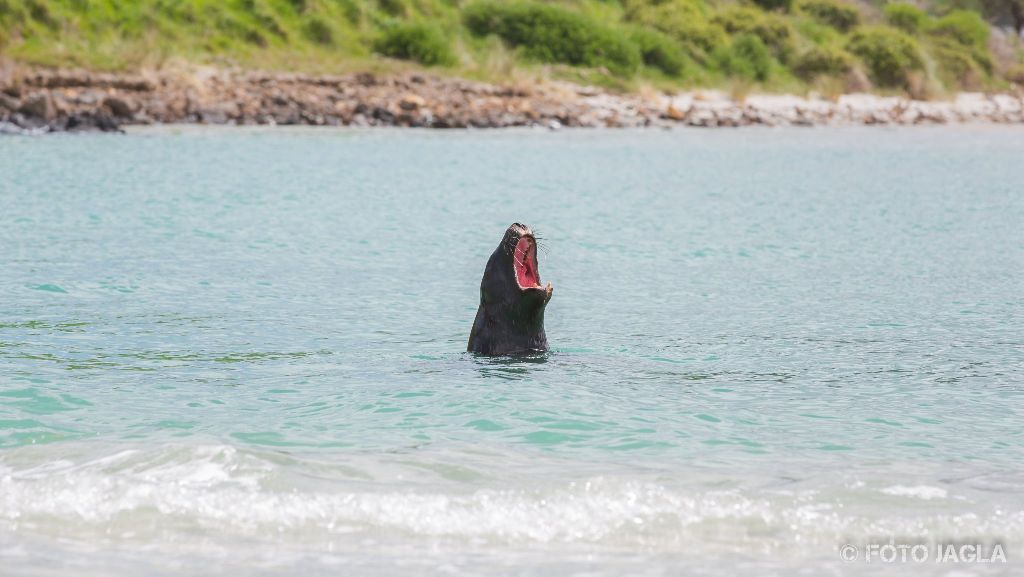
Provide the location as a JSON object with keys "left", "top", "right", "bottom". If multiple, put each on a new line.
{"left": 468, "top": 223, "right": 553, "bottom": 355}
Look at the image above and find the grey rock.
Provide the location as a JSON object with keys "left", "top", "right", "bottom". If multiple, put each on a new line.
{"left": 199, "top": 108, "right": 230, "bottom": 124}
{"left": 103, "top": 95, "right": 136, "bottom": 118}
{"left": 18, "top": 93, "right": 55, "bottom": 121}
{"left": 0, "top": 93, "right": 19, "bottom": 112}
{"left": 63, "top": 111, "right": 122, "bottom": 132}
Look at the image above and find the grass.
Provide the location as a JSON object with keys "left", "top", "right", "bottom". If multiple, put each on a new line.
{"left": 0, "top": 0, "right": 1021, "bottom": 95}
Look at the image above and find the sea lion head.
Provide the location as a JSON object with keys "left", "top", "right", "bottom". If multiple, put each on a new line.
{"left": 468, "top": 223, "right": 553, "bottom": 355}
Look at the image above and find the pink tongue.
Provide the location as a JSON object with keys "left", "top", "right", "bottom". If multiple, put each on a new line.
{"left": 515, "top": 237, "right": 538, "bottom": 287}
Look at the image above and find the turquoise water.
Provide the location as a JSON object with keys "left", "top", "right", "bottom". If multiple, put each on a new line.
{"left": 1, "top": 127, "right": 1022, "bottom": 575}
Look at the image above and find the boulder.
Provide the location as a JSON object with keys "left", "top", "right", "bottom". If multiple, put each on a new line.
{"left": 665, "top": 103, "right": 687, "bottom": 121}
{"left": 63, "top": 110, "right": 121, "bottom": 132}
{"left": 198, "top": 102, "right": 239, "bottom": 124}
{"left": 0, "top": 93, "right": 19, "bottom": 112}
{"left": 18, "top": 93, "right": 55, "bottom": 121}
{"left": 399, "top": 94, "right": 426, "bottom": 111}
{"left": 103, "top": 95, "right": 136, "bottom": 118}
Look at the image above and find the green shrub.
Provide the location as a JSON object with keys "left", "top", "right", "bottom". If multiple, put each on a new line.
{"left": 883, "top": 4, "right": 928, "bottom": 34}
{"left": 378, "top": 0, "right": 408, "bottom": 18}
{"left": 303, "top": 16, "right": 334, "bottom": 45}
{"left": 846, "top": 26, "right": 923, "bottom": 87}
{"left": 1007, "top": 64, "right": 1024, "bottom": 84}
{"left": 717, "top": 33, "right": 773, "bottom": 81}
{"left": 623, "top": 0, "right": 708, "bottom": 23}
{"left": 339, "top": 0, "right": 365, "bottom": 25}
{"left": 931, "top": 38, "right": 986, "bottom": 88}
{"left": 665, "top": 21, "right": 730, "bottom": 64}
{"left": 464, "top": 1, "right": 641, "bottom": 75}
{"left": 712, "top": 6, "right": 795, "bottom": 62}
{"left": 373, "top": 21, "right": 455, "bottom": 66}
{"left": 931, "top": 0, "right": 985, "bottom": 15}
{"left": 929, "top": 10, "right": 989, "bottom": 49}
{"left": 622, "top": 0, "right": 726, "bottom": 61}
{"left": 751, "top": 0, "right": 794, "bottom": 13}
{"left": 970, "top": 45, "right": 994, "bottom": 74}
{"left": 794, "top": 45, "right": 853, "bottom": 77}
{"left": 631, "top": 27, "right": 688, "bottom": 76}
{"left": 795, "top": 17, "right": 843, "bottom": 45}
{"left": 797, "top": 0, "right": 860, "bottom": 32}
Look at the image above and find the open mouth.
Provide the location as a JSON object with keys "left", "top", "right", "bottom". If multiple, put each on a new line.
{"left": 513, "top": 235, "right": 541, "bottom": 289}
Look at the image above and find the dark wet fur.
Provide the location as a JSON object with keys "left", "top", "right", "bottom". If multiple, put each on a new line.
{"left": 468, "top": 223, "right": 552, "bottom": 356}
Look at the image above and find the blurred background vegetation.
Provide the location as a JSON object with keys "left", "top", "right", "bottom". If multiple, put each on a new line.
{"left": 1, "top": 0, "right": 1022, "bottom": 95}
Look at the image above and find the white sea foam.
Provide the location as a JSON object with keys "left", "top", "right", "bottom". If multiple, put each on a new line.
{"left": 881, "top": 485, "right": 949, "bottom": 500}
{"left": 2, "top": 443, "right": 1022, "bottom": 566}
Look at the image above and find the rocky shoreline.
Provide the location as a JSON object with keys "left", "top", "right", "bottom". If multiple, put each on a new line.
{"left": 2, "top": 65, "right": 1023, "bottom": 133}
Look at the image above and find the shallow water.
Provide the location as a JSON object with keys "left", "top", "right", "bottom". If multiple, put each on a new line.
{"left": 1, "top": 126, "right": 1022, "bottom": 576}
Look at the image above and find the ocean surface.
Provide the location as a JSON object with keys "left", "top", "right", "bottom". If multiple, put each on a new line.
{"left": 1, "top": 126, "right": 1022, "bottom": 576}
